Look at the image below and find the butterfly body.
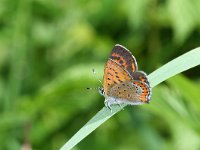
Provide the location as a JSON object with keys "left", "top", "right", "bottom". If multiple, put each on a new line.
{"left": 100, "top": 44, "right": 151, "bottom": 109}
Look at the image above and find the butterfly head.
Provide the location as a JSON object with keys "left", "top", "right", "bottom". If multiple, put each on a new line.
{"left": 98, "top": 87, "right": 105, "bottom": 96}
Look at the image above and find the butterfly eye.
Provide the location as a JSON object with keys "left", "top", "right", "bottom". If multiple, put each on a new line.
{"left": 98, "top": 87, "right": 105, "bottom": 96}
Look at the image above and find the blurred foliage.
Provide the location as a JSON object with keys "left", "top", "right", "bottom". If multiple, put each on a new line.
{"left": 0, "top": 0, "right": 200, "bottom": 150}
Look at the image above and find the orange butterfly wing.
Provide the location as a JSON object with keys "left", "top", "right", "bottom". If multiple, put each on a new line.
{"left": 132, "top": 71, "right": 150, "bottom": 85}
{"left": 109, "top": 81, "right": 150, "bottom": 103}
{"left": 132, "top": 80, "right": 151, "bottom": 103}
{"left": 109, "top": 44, "right": 138, "bottom": 78}
{"left": 103, "top": 59, "right": 132, "bottom": 96}
{"left": 110, "top": 45, "right": 150, "bottom": 85}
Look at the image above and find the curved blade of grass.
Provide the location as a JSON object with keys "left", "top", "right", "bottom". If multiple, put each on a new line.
{"left": 60, "top": 47, "right": 200, "bottom": 150}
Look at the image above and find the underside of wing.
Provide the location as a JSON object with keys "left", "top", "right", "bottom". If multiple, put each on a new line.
{"left": 132, "top": 71, "right": 150, "bottom": 86}
{"left": 132, "top": 80, "right": 151, "bottom": 103}
{"left": 107, "top": 80, "right": 151, "bottom": 105}
{"left": 109, "top": 44, "right": 138, "bottom": 77}
{"left": 108, "top": 81, "right": 140, "bottom": 101}
{"left": 103, "top": 59, "right": 132, "bottom": 96}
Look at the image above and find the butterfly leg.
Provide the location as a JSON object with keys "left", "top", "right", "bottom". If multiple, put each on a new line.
{"left": 114, "top": 99, "right": 124, "bottom": 110}
{"left": 117, "top": 103, "right": 124, "bottom": 110}
{"left": 104, "top": 100, "right": 112, "bottom": 113}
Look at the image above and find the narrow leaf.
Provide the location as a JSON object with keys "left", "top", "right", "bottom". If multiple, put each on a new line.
{"left": 60, "top": 47, "right": 200, "bottom": 150}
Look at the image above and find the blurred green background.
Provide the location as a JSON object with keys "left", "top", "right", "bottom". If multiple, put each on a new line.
{"left": 0, "top": 0, "right": 200, "bottom": 150}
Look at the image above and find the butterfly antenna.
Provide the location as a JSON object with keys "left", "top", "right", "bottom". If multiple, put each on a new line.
{"left": 86, "top": 87, "right": 98, "bottom": 90}
{"left": 92, "top": 69, "right": 103, "bottom": 86}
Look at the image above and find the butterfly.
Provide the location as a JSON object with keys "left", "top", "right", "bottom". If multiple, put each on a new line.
{"left": 99, "top": 44, "right": 151, "bottom": 110}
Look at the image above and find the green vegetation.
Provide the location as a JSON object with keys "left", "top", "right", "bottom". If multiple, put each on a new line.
{"left": 0, "top": 0, "right": 200, "bottom": 150}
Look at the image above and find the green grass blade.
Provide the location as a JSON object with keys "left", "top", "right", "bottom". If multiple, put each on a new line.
{"left": 148, "top": 47, "right": 200, "bottom": 87}
{"left": 60, "top": 47, "right": 200, "bottom": 150}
